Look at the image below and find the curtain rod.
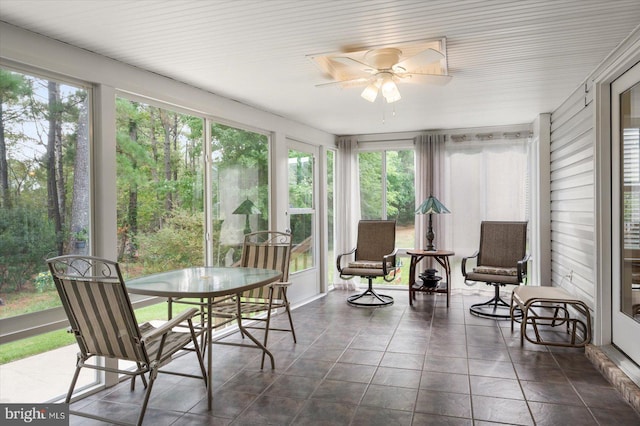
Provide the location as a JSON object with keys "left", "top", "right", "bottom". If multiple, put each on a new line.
{"left": 449, "top": 131, "right": 532, "bottom": 142}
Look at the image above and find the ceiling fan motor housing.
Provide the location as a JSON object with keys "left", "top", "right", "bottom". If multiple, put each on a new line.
{"left": 365, "top": 48, "right": 402, "bottom": 70}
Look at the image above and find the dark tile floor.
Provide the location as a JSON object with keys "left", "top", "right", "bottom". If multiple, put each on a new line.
{"left": 70, "top": 288, "right": 640, "bottom": 425}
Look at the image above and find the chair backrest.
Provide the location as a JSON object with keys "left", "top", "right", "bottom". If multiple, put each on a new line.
{"left": 355, "top": 220, "right": 396, "bottom": 261}
{"left": 47, "top": 255, "right": 147, "bottom": 363}
{"left": 477, "top": 221, "right": 527, "bottom": 267}
{"left": 240, "top": 231, "right": 292, "bottom": 298}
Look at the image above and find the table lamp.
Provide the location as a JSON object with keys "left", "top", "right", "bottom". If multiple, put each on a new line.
{"left": 415, "top": 195, "right": 450, "bottom": 251}
{"left": 233, "top": 198, "right": 261, "bottom": 235}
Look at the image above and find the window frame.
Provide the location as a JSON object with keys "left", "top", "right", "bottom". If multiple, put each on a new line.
{"left": 0, "top": 62, "right": 95, "bottom": 343}
{"left": 356, "top": 139, "right": 416, "bottom": 251}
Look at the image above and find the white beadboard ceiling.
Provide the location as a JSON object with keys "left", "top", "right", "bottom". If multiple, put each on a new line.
{"left": 1, "top": 0, "right": 639, "bottom": 135}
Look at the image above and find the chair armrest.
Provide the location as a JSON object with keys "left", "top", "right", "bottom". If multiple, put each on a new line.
{"left": 140, "top": 307, "right": 199, "bottom": 343}
{"left": 382, "top": 248, "right": 398, "bottom": 275}
{"left": 461, "top": 251, "right": 479, "bottom": 277}
{"left": 517, "top": 254, "right": 531, "bottom": 283}
{"left": 269, "top": 281, "right": 292, "bottom": 288}
{"left": 336, "top": 248, "right": 356, "bottom": 273}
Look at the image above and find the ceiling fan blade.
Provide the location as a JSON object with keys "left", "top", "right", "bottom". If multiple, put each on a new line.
{"left": 315, "top": 76, "right": 371, "bottom": 88}
{"left": 330, "top": 56, "right": 376, "bottom": 73}
{"left": 394, "top": 48, "right": 444, "bottom": 72}
{"left": 400, "top": 72, "right": 453, "bottom": 86}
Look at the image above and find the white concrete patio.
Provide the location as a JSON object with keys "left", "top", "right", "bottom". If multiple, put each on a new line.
{"left": 0, "top": 343, "right": 94, "bottom": 403}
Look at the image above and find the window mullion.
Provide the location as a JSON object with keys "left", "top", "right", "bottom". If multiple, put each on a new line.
{"left": 382, "top": 150, "right": 387, "bottom": 219}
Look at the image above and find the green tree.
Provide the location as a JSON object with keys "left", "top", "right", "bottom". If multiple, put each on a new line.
{"left": 1, "top": 69, "right": 88, "bottom": 293}
{"left": 0, "top": 70, "right": 32, "bottom": 209}
{"left": 387, "top": 150, "right": 415, "bottom": 225}
{"left": 116, "top": 99, "right": 154, "bottom": 258}
{"left": 359, "top": 151, "right": 383, "bottom": 219}
{"left": 358, "top": 150, "right": 414, "bottom": 225}
{"left": 115, "top": 99, "right": 204, "bottom": 263}
{"left": 0, "top": 206, "right": 56, "bottom": 293}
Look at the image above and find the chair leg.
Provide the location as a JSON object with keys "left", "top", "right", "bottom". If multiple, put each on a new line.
{"left": 470, "top": 284, "right": 521, "bottom": 319}
{"left": 282, "top": 290, "right": 297, "bottom": 343}
{"left": 260, "top": 287, "right": 275, "bottom": 369}
{"left": 131, "top": 362, "right": 149, "bottom": 390}
{"left": 347, "top": 278, "right": 394, "bottom": 307}
{"left": 136, "top": 363, "right": 158, "bottom": 426}
{"left": 65, "top": 355, "right": 84, "bottom": 403}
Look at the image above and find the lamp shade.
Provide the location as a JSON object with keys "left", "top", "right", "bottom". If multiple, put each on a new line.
{"left": 361, "top": 83, "right": 379, "bottom": 102}
{"left": 380, "top": 75, "right": 401, "bottom": 103}
{"left": 415, "top": 195, "right": 450, "bottom": 215}
{"left": 233, "top": 199, "right": 261, "bottom": 215}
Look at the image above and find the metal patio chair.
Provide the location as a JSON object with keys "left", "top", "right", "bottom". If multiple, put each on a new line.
{"left": 47, "top": 255, "right": 207, "bottom": 426}
{"left": 210, "top": 231, "right": 294, "bottom": 368}
{"left": 462, "top": 221, "right": 529, "bottom": 319}
{"left": 337, "top": 220, "right": 398, "bottom": 307}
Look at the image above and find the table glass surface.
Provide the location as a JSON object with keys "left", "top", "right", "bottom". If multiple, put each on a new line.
{"left": 126, "top": 267, "right": 282, "bottom": 298}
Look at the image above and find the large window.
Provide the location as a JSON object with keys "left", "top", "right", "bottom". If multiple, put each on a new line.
{"left": 621, "top": 117, "right": 640, "bottom": 322}
{"left": 356, "top": 148, "right": 415, "bottom": 286}
{"left": 211, "top": 122, "right": 269, "bottom": 266}
{"left": 114, "top": 101, "right": 271, "bottom": 276}
{"left": 1, "top": 67, "right": 91, "bottom": 319}
{"left": 115, "top": 97, "right": 204, "bottom": 277}
{"left": 623, "top": 127, "right": 640, "bottom": 249}
{"left": 444, "top": 137, "right": 529, "bottom": 288}
{"left": 0, "top": 67, "right": 94, "bottom": 400}
{"left": 288, "top": 147, "right": 315, "bottom": 272}
{"left": 326, "top": 149, "right": 335, "bottom": 286}
{"left": 358, "top": 149, "right": 415, "bottom": 249}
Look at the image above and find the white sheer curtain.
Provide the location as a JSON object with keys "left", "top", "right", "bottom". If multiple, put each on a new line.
{"left": 414, "top": 133, "right": 447, "bottom": 251}
{"left": 443, "top": 136, "right": 530, "bottom": 288}
{"left": 335, "top": 136, "right": 361, "bottom": 290}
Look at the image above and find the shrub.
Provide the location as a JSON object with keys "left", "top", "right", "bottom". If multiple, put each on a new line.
{"left": 136, "top": 210, "right": 204, "bottom": 272}
{"left": 34, "top": 271, "right": 55, "bottom": 293}
{"left": 0, "top": 207, "right": 57, "bottom": 293}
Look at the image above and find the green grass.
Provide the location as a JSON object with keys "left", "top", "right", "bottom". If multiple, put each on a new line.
{"left": 0, "top": 290, "right": 62, "bottom": 319}
{"left": 0, "top": 300, "right": 192, "bottom": 365}
{"left": 0, "top": 328, "right": 76, "bottom": 364}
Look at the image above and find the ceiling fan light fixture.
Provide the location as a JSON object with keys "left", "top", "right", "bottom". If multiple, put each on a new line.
{"left": 361, "top": 83, "right": 379, "bottom": 102}
{"left": 381, "top": 76, "right": 401, "bottom": 103}
{"left": 311, "top": 38, "right": 450, "bottom": 106}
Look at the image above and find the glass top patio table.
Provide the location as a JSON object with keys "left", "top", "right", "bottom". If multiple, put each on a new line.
{"left": 126, "top": 266, "right": 282, "bottom": 411}
{"left": 126, "top": 266, "right": 282, "bottom": 298}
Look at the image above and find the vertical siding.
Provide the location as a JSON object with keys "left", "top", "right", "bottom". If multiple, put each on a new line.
{"left": 549, "top": 84, "right": 595, "bottom": 309}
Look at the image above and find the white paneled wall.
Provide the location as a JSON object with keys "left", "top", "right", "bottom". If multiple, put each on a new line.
{"left": 549, "top": 25, "right": 640, "bottom": 327}
{"left": 550, "top": 83, "right": 596, "bottom": 309}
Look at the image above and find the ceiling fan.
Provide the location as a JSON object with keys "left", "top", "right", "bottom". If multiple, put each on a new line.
{"left": 315, "top": 46, "right": 452, "bottom": 103}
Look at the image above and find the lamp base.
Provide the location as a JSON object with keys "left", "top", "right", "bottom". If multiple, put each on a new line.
{"left": 425, "top": 214, "right": 436, "bottom": 251}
